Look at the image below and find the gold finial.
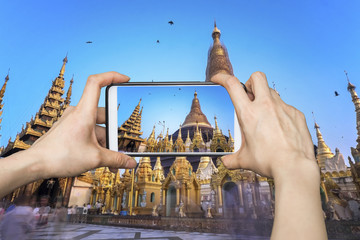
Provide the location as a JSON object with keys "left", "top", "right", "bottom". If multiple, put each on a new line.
{"left": 149, "top": 125, "right": 156, "bottom": 139}
{"left": 165, "top": 128, "right": 169, "bottom": 138}
{"left": 313, "top": 119, "right": 334, "bottom": 168}
{"left": 138, "top": 98, "right": 142, "bottom": 106}
{"left": 214, "top": 116, "right": 221, "bottom": 135}
{"left": 64, "top": 75, "right": 74, "bottom": 105}
{"left": 59, "top": 54, "right": 68, "bottom": 78}
{"left": 228, "top": 129, "right": 234, "bottom": 143}
{"left": 345, "top": 70, "right": 350, "bottom": 83}
{"left": 5, "top": 68, "right": 9, "bottom": 82}
{"left": 0, "top": 72, "right": 9, "bottom": 98}
{"left": 312, "top": 112, "right": 319, "bottom": 129}
{"left": 139, "top": 106, "right": 143, "bottom": 115}
{"left": 212, "top": 20, "right": 221, "bottom": 38}
{"left": 345, "top": 70, "right": 356, "bottom": 91}
{"left": 177, "top": 125, "right": 182, "bottom": 139}
{"left": 194, "top": 90, "right": 197, "bottom": 98}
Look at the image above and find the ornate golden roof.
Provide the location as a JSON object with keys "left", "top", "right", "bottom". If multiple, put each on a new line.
{"left": 205, "top": 22, "right": 234, "bottom": 82}
{"left": 182, "top": 91, "right": 211, "bottom": 128}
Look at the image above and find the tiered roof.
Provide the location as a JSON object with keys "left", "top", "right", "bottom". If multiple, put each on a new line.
{"left": 1, "top": 56, "right": 73, "bottom": 157}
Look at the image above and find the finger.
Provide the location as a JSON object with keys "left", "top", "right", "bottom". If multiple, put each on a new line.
{"left": 221, "top": 151, "right": 249, "bottom": 170}
{"left": 99, "top": 148, "right": 137, "bottom": 169}
{"left": 245, "top": 72, "right": 271, "bottom": 101}
{"left": 95, "top": 125, "right": 107, "bottom": 147}
{"left": 78, "top": 72, "right": 130, "bottom": 114}
{"left": 211, "top": 73, "right": 251, "bottom": 115}
{"left": 96, "top": 107, "right": 106, "bottom": 124}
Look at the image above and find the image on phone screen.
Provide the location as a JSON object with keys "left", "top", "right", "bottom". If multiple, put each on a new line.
{"left": 107, "top": 83, "right": 240, "bottom": 160}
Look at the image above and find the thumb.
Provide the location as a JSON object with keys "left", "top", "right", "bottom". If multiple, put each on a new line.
{"left": 99, "top": 148, "right": 137, "bottom": 169}
{"left": 221, "top": 151, "right": 246, "bottom": 170}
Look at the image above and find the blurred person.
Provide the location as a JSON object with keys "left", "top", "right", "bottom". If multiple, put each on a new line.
{"left": 0, "top": 71, "right": 327, "bottom": 239}
{"left": 0, "top": 196, "right": 36, "bottom": 240}
{"left": 81, "top": 203, "right": 88, "bottom": 223}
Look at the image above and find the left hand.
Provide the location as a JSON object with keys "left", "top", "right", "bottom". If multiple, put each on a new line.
{"left": 29, "top": 71, "right": 137, "bottom": 179}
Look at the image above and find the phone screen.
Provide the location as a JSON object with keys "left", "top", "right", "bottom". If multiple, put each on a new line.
{"left": 107, "top": 83, "right": 240, "bottom": 157}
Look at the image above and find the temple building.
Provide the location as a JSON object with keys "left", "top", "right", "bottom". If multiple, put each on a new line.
{"left": 2, "top": 22, "right": 360, "bottom": 221}
{"left": 81, "top": 23, "right": 273, "bottom": 218}
{"left": 0, "top": 56, "right": 75, "bottom": 206}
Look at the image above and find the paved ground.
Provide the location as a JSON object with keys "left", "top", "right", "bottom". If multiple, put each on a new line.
{"left": 29, "top": 223, "right": 270, "bottom": 240}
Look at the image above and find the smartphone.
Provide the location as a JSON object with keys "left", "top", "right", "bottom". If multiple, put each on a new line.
{"left": 106, "top": 82, "right": 241, "bottom": 157}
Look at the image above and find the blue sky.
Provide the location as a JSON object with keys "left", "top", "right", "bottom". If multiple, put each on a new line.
{"left": 1, "top": 0, "right": 360, "bottom": 164}
{"left": 117, "top": 85, "right": 234, "bottom": 138}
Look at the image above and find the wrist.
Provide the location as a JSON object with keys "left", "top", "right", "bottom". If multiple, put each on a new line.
{"left": 16, "top": 148, "right": 45, "bottom": 181}
{"left": 272, "top": 158, "right": 320, "bottom": 187}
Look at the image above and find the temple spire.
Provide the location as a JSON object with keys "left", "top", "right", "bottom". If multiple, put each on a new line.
{"left": 153, "top": 157, "right": 165, "bottom": 181}
{"left": 214, "top": 116, "right": 221, "bottom": 135}
{"left": 314, "top": 121, "right": 334, "bottom": 169}
{"left": 345, "top": 71, "right": 360, "bottom": 150}
{"left": 205, "top": 22, "right": 234, "bottom": 82}
{"left": 177, "top": 125, "right": 182, "bottom": 140}
{"left": 64, "top": 76, "right": 74, "bottom": 106}
{"left": 0, "top": 72, "right": 9, "bottom": 129}
{"left": 182, "top": 91, "right": 211, "bottom": 128}
{"left": 59, "top": 54, "right": 68, "bottom": 78}
{"left": 228, "top": 129, "right": 234, "bottom": 144}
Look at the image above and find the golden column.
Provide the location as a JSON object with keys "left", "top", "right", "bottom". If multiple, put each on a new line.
{"left": 237, "top": 182, "right": 244, "bottom": 207}
{"left": 217, "top": 185, "right": 223, "bottom": 208}
{"left": 129, "top": 168, "right": 135, "bottom": 215}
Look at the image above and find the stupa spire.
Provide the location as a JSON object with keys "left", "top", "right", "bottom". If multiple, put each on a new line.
{"left": 214, "top": 116, "right": 221, "bottom": 135}
{"left": 205, "top": 21, "right": 234, "bottom": 82}
{"left": 153, "top": 157, "right": 165, "bottom": 181}
{"left": 345, "top": 71, "right": 360, "bottom": 150}
{"left": 314, "top": 120, "right": 334, "bottom": 169}
{"left": 182, "top": 91, "right": 211, "bottom": 128}
{"left": 64, "top": 76, "right": 74, "bottom": 106}
{"left": 0, "top": 72, "right": 9, "bottom": 128}
{"left": 59, "top": 54, "right": 68, "bottom": 78}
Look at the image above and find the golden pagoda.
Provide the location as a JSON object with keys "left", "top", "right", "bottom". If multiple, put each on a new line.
{"left": 314, "top": 122, "right": 334, "bottom": 169}
{"left": 162, "top": 157, "right": 201, "bottom": 217}
{"left": 118, "top": 99, "right": 145, "bottom": 152}
{"left": 190, "top": 122, "right": 206, "bottom": 152}
{"left": 210, "top": 116, "right": 230, "bottom": 152}
{"left": 145, "top": 125, "right": 157, "bottom": 152}
{"left": 173, "top": 125, "right": 185, "bottom": 152}
{"left": 1, "top": 56, "right": 74, "bottom": 206}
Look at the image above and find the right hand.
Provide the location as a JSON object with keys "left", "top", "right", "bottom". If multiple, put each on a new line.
{"left": 211, "top": 72, "right": 318, "bottom": 180}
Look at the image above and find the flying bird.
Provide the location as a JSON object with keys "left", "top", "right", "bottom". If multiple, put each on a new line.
{"left": 168, "top": 21, "right": 174, "bottom": 25}
{"left": 86, "top": 41, "right": 93, "bottom": 44}
{"left": 334, "top": 91, "right": 339, "bottom": 96}
{"left": 156, "top": 40, "right": 160, "bottom": 43}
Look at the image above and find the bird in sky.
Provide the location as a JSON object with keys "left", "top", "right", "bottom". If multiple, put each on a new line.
{"left": 86, "top": 41, "right": 93, "bottom": 44}
{"left": 156, "top": 40, "right": 160, "bottom": 43}
{"left": 334, "top": 91, "right": 339, "bottom": 96}
{"left": 168, "top": 21, "right": 174, "bottom": 25}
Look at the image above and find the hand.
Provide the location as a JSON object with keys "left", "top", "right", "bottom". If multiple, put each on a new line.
{"left": 29, "top": 71, "right": 136, "bottom": 179}
{"left": 211, "top": 72, "right": 318, "bottom": 179}
{"left": 211, "top": 72, "right": 327, "bottom": 240}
